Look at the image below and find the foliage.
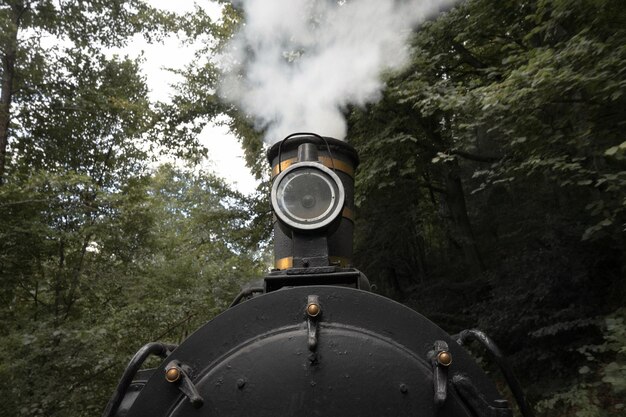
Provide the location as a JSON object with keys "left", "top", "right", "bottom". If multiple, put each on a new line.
{"left": 0, "top": 0, "right": 624, "bottom": 416}
{"left": 0, "top": 2, "right": 269, "bottom": 416}
{"left": 534, "top": 309, "right": 626, "bottom": 416}
{"left": 0, "top": 165, "right": 267, "bottom": 417}
{"left": 345, "top": 0, "right": 626, "bottom": 415}
{"left": 0, "top": 0, "right": 177, "bottom": 183}
{"left": 184, "top": 1, "right": 625, "bottom": 413}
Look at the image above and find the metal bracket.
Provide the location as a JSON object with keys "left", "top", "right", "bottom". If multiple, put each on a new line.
{"left": 455, "top": 329, "right": 534, "bottom": 417}
{"left": 428, "top": 340, "right": 452, "bottom": 408}
{"left": 102, "top": 342, "right": 177, "bottom": 417}
{"left": 305, "top": 295, "right": 321, "bottom": 351}
{"left": 164, "top": 361, "right": 204, "bottom": 408}
{"left": 452, "top": 374, "right": 513, "bottom": 417}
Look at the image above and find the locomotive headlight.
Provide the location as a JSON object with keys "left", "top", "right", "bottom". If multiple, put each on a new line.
{"left": 271, "top": 162, "right": 345, "bottom": 231}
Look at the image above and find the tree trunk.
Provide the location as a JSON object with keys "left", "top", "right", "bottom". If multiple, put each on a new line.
{"left": 443, "top": 160, "right": 485, "bottom": 276}
{"left": 408, "top": 220, "right": 428, "bottom": 283}
{"left": 0, "top": 6, "right": 20, "bottom": 185}
{"left": 416, "top": 115, "right": 484, "bottom": 276}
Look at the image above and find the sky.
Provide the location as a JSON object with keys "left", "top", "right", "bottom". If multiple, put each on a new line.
{"left": 115, "top": 0, "right": 260, "bottom": 195}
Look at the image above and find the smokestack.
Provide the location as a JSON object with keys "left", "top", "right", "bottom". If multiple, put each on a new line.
{"left": 267, "top": 134, "right": 359, "bottom": 271}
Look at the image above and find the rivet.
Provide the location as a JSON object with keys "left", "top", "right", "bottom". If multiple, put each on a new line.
{"left": 165, "top": 366, "right": 181, "bottom": 383}
{"left": 237, "top": 378, "right": 246, "bottom": 389}
{"left": 306, "top": 303, "right": 321, "bottom": 317}
{"left": 400, "top": 383, "right": 408, "bottom": 394}
{"left": 437, "top": 351, "right": 452, "bottom": 367}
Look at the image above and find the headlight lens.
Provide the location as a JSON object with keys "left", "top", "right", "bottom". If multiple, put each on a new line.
{"left": 271, "top": 163, "right": 344, "bottom": 231}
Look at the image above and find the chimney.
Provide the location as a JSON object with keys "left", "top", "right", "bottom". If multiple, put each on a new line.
{"left": 267, "top": 134, "right": 359, "bottom": 271}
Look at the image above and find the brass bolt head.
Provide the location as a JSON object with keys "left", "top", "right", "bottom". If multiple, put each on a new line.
{"left": 306, "top": 303, "right": 321, "bottom": 317}
{"left": 437, "top": 351, "right": 452, "bottom": 367}
{"left": 165, "top": 367, "right": 181, "bottom": 383}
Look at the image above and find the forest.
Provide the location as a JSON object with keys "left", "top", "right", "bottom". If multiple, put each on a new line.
{"left": 0, "top": 0, "right": 624, "bottom": 416}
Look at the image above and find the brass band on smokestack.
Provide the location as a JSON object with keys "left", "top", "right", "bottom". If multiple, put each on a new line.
{"left": 267, "top": 135, "right": 359, "bottom": 270}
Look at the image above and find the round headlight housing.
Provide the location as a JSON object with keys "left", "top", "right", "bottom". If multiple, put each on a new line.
{"left": 271, "top": 162, "right": 345, "bottom": 231}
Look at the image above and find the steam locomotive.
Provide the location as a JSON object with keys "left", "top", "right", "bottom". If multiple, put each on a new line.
{"left": 103, "top": 134, "right": 533, "bottom": 417}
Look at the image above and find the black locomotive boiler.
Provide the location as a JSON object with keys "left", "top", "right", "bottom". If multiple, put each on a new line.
{"left": 103, "top": 134, "right": 533, "bottom": 417}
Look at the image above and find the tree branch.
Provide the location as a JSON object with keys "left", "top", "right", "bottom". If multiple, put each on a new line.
{"left": 419, "top": 181, "right": 446, "bottom": 194}
{"left": 451, "top": 149, "right": 500, "bottom": 163}
{"left": 0, "top": 198, "right": 51, "bottom": 207}
{"left": 451, "top": 41, "right": 487, "bottom": 69}
{"left": 155, "top": 312, "right": 197, "bottom": 341}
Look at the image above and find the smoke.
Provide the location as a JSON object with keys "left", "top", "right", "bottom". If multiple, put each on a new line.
{"left": 219, "top": 0, "right": 457, "bottom": 143}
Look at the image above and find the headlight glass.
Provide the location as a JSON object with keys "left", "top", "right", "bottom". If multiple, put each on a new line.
{"left": 272, "top": 163, "right": 344, "bottom": 230}
{"left": 277, "top": 169, "right": 335, "bottom": 221}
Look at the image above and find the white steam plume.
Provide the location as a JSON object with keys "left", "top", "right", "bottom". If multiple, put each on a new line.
{"left": 219, "top": 0, "right": 457, "bottom": 144}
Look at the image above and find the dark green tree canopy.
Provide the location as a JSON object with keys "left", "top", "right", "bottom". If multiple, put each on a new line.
{"left": 0, "top": 1, "right": 624, "bottom": 416}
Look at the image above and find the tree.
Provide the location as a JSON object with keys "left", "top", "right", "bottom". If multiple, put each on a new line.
{"left": 0, "top": 2, "right": 271, "bottom": 415}
{"left": 347, "top": 1, "right": 625, "bottom": 414}
{"left": 0, "top": 0, "right": 172, "bottom": 184}
{"left": 0, "top": 163, "right": 268, "bottom": 417}
{"left": 70, "top": 1, "right": 624, "bottom": 415}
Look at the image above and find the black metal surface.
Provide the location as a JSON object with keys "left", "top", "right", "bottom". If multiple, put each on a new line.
{"left": 263, "top": 268, "right": 366, "bottom": 292}
{"left": 430, "top": 340, "right": 451, "bottom": 407}
{"left": 292, "top": 233, "right": 330, "bottom": 267}
{"left": 268, "top": 135, "right": 358, "bottom": 270}
{"left": 272, "top": 219, "right": 355, "bottom": 266}
{"left": 306, "top": 294, "right": 321, "bottom": 351}
{"left": 452, "top": 375, "right": 513, "bottom": 417}
{"left": 228, "top": 284, "right": 264, "bottom": 308}
{"left": 103, "top": 342, "right": 177, "bottom": 417}
{"left": 297, "top": 142, "right": 319, "bottom": 162}
{"left": 111, "top": 369, "right": 154, "bottom": 417}
{"left": 164, "top": 361, "right": 204, "bottom": 408}
{"left": 125, "top": 286, "right": 506, "bottom": 417}
{"left": 268, "top": 134, "right": 360, "bottom": 168}
{"left": 107, "top": 133, "right": 524, "bottom": 417}
{"left": 456, "top": 329, "right": 535, "bottom": 417}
